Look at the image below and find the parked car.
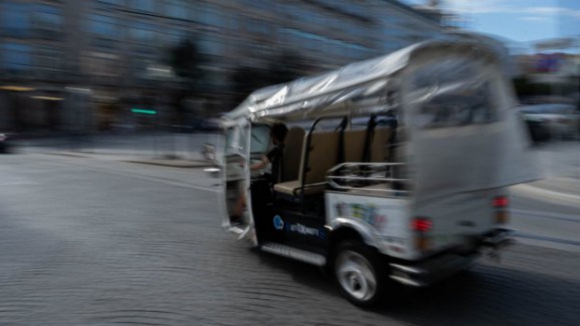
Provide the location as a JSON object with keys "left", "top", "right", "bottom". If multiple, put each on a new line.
{"left": 195, "top": 118, "right": 223, "bottom": 133}
{"left": 0, "top": 133, "right": 13, "bottom": 153}
{"left": 520, "top": 104, "right": 580, "bottom": 141}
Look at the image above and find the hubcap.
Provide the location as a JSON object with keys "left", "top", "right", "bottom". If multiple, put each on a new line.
{"left": 336, "top": 250, "right": 377, "bottom": 301}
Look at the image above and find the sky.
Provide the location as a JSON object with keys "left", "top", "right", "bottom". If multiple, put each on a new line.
{"left": 401, "top": 0, "right": 580, "bottom": 44}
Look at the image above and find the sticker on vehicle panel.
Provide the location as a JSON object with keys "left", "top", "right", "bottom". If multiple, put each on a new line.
{"left": 273, "top": 215, "right": 284, "bottom": 230}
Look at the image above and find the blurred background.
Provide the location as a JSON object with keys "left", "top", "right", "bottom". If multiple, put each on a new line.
{"left": 0, "top": 0, "right": 578, "bottom": 152}
{"left": 1, "top": 2, "right": 580, "bottom": 324}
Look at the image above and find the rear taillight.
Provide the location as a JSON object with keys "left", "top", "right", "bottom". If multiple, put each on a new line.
{"left": 412, "top": 217, "right": 433, "bottom": 252}
{"left": 493, "top": 196, "right": 510, "bottom": 224}
{"left": 493, "top": 196, "right": 509, "bottom": 209}
{"left": 411, "top": 217, "right": 433, "bottom": 233}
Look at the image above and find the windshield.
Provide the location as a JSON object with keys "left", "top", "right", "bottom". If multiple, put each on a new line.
{"left": 225, "top": 126, "right": 238, "bottom": 154}
{"left": 415, "top": 84, "right": 497, "bottom": 129}
{"left": 410, "top": 60, "right": 498, "bottom": 129}
{"left": 251, "top": 125, "right": 271, "bottom": 154}
{"left": 225, "top": 124, "right": 271, "bottom": 156}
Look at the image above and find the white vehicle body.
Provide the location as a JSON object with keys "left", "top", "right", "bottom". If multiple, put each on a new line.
{"left": 209, "top": 39, "right": 543, "bottom": 306}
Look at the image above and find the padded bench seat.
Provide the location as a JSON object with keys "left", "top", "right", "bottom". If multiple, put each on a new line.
{"left": 274, "top": 129, "right": 340, "bottom": 199}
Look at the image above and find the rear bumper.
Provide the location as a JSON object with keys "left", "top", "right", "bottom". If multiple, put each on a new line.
{"left": 389, "top": 252, "right": 480, "bottom": 287}
{"left": 389, "top": 228, "right": 515, "bottom": 287}
{"left": 479, "top": 228, "right": 516, "bottom": 250}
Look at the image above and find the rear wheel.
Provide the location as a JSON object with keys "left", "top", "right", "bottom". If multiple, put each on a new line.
{"left": 333, "top": 240, "right": 395, "bottom": 307}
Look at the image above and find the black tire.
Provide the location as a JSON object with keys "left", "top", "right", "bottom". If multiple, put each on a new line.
{"left": 332, "top": 240, "right": 397, "bottom": 308}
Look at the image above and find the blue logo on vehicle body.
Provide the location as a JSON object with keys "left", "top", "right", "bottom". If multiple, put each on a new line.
{"left": 287, "top": 223, "right": 326, "bottom": 240}
{"left": 273, "top": 215, "right": 284, "bottom": 230}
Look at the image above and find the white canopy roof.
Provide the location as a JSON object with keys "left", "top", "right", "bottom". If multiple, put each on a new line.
{"left": 223, "top": 39, "right": 499, "bottom": 122}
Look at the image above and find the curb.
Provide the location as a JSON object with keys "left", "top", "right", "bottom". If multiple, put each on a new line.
{"left": 48, "top": 151, "right": 214, "bottom": 169}
{"left": 121, "top": 160, "right": 215, "bottom": 169}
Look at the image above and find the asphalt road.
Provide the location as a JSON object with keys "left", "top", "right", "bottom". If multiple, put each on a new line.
{"left": 1, "top": 152, "right": 580, "bottom": 325}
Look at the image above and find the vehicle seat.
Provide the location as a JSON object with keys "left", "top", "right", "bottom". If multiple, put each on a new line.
{"left": 281, "top": 127, "right": 305, "bottom": 182}
{"left": 274, "top": 130, "right": 340, "bottom": 197}
{"left": 344, "top": 129, "right": 367, "bottom": 162}
{"left": 371, "top": 127, "right": 392, "bottom": 162}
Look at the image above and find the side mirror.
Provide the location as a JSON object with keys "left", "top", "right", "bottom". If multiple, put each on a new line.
{"left": 204, "top": 167, "right": 221, "bottom": 178}
{"left": 202, "top": 144, "right": 216, "bottom": 162}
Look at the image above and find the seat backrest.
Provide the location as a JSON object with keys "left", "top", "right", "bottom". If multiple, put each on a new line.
{"left": 282, "top": 127, "right": 306, "bottom": 182}
{"left": 344, "top": 129, "right": 367, "bottom": 163}
{"left": 371, "top": 127, "right": 392, "bottom": 162}
{"left": 300, "top": 130, "right": 340, "bottom": 185}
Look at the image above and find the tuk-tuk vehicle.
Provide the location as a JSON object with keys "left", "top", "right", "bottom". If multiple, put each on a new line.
{"left": 209, "top": 40, "right": 541, "bottom": 307}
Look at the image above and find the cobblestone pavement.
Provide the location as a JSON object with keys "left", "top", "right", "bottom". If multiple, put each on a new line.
{"left": 0, "top": 153, "right": 579, "bottom": 326}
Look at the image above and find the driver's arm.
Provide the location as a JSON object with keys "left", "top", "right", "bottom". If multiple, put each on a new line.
{"left": 250, "top": 156, "right": 269, "bottom": 171}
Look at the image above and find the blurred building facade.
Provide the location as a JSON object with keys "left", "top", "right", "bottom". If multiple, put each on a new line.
{"left": 0, "top": 0, "right": 446, "bottom": 132}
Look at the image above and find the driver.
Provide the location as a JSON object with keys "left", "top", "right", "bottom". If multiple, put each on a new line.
{"left": 231, "top": 123, "right": 288, "bottom": 224}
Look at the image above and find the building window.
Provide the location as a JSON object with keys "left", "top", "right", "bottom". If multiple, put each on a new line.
{"left": 1, "top": 2, "right": 31, "bottom": 38}
{"left": 165, "top": 29, "right": 189, "bottom": 46}
{"left": 246, "top": 19, "right": 271, "bottom": 36}
{"left": 200, "top": 5, "right": 229, "bottom": 28}
{"left": 239, "top": 0, "right": 272, "bottom": 10}
{"left": 36, "top": 45, "right": 62, "bottom": 72}
{"left": 34, "top": 4, "right": 63, "bottom": 40}
{"left": 89, "top": 15, "right": 118, "bottom": 39}
{"left": 132, "top": 0, "right": 154, "bottom": 12}
{"left": 1, "top": 43, "right": 32, "bottom": 71}
{"left": 199, "top": 37, "right": 223, "bottom": 57}
{"left": 130, "top": 57, "right": 153, "bottom": 79}
{"left": 167, "top": 0, "right": 188, "bottom": 20}
{"left": 85, "top": 52, "right": 120, "bottom": 77}
{"left": 228, "top": 13, "right": 239, "bottom": 30}
{"left": 97, "top": 0, "right": 122, "bottom": 5}
{"left": 132, "top": 22, "right": 157, "bottom": 44}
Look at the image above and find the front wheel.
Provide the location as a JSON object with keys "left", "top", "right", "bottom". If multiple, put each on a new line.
{"left": 333, "top": 241, "right": 396, "bottom": 307}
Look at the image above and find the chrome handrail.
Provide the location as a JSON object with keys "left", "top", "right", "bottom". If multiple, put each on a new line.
{"left": 327, "top": 175, "right": 409, "bottom": 182}
{"left": 328, "top": 184, "right": 411, "bottom": 194}
{"left": 328, "top": 161, "right": 407, "bottom": 174}
{"left": 326, "top": 162, "right": 411, "bottom": 195}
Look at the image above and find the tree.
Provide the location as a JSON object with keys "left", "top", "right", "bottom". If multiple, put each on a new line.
{"left": 167, "top": 38, "right": 207, "bottom": 124}
{"left": 169, "top": 38, "right": 205, "bottom": 94}
{"left": 229, "top": 51, "right": 306, "bottom": 104}
{"left": 267, "top": 51, "right": 305, "bottom": 85}
{"left": 229, "top": 66, "right": 270, "bottom": 104}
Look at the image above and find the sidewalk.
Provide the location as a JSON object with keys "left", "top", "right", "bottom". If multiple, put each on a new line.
{"left": 19, "top": 132, "right": 222, "bottom": 169}
{"left": 523, "top": 141, "right": 580, "bottom": 196}
{"left": 526, "top": 177, "right": 580, "bottom": 195}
